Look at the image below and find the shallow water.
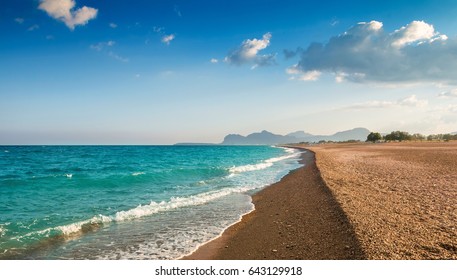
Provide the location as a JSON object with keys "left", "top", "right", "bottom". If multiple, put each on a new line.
{"left": 0, "top": 145, "right": 302, "bottom": 259}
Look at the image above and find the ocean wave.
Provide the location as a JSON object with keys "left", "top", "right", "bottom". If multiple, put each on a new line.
{"left": 131, "top": 172, "right": 145, "bottom": 176}
{"left": 15, "top": 186, "right": 261, "bottom": 241}
{"left": 229, "top": 162, "right": 273, "bottom": 173}
{"left": 229, "top": 147, "right": 301, "bottom": 174}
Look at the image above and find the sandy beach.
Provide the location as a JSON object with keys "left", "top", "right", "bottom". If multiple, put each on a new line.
{"left": 183, "top": 149, "right": 365, "bottom": 260}
{"left": 185, "top": 142, "right": 457, "bottom": 260}
{"left": 308, "top": 142, "right": 457, "bottom": 259}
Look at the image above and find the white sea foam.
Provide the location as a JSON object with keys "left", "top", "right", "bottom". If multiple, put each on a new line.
{"left": 65, "top": 174, "right": 73, "bottom": 178}
{"left": 17, "top": 185, "right": 263, "bottom": 240}
{"left": 113, "top": 187, "right": 257, "bottom": 222}
{"left": 0, "top": 225, "right": 6, "bottom": 237}
{"left": 229, "top": 162, "right": 273, "bottom": 173}
{"left": 131, "top": 172, "right": 145, "bottom": 176}
{"left": 229, "top": 147, "right": 301, "bottom": 174}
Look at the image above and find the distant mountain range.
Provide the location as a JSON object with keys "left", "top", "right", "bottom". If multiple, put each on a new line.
{"left": 221, "top": 128, "right": 370, "bottom": 145}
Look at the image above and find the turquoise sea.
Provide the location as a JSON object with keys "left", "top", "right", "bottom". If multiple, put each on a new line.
{"left": 0, "top": 145, "right": 302, "bottom": 259}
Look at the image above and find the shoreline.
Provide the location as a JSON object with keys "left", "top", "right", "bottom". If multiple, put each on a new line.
{"left": 182, "top": 148, "right": 365, "bottom": 260}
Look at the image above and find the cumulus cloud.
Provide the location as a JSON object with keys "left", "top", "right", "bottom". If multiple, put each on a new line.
{"left": 345, "top": 95, "right": 428, "bottom": 110}
{"left": 161, "top": 34, "right": 175, "bottom": 45}
{"left": 287, "top": 20, "right": 456, "bottom": 84}
{"left": 225, "top": 33, "right": 276, "bottom": 68}
{"left": 391, "top": 20, "right": 440, "bottom": 47}
{"left": 210, "top": 58, "right": 219, "bottom": 63}
{"left": 38, "top": 0, "right": 98, "bottom": 30}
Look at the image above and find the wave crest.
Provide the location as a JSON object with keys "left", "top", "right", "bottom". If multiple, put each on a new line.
{"left": 229, "top": 147, "right": 300, "bottom": 174}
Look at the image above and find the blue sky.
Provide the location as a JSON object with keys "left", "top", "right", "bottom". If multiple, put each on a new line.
{"left": 1, "top": 0, "right": 457, "bottom": 144}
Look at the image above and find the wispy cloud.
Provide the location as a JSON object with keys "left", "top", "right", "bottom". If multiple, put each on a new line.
{"left": 153, "top": 26, "right": 164, "bottom": 33}
{"left": 286, "top": 65, "right": 321, "bottom": 81}
{"left": 174, "top": 5, "right": 182, "bottom": 17}
{"left": 224, "top": 33, "right": 276, "bottom": 68}
{"left": 210, "top": 58, "right": 219, "bottom": 63}
{"left": 38, "top": 0, "right": 98, "bottom": 30}
{"left": 109, "top": 22, "right": 117, "bottom": 28}
{"left": 343, "top": 95, "right": 428, "bottom": 110}
{"left": 438, "top": 89, "right": 457, "bottom": 98}
{"left": 28, "top": 24, "right": 39, "bottom": 31}
{"left": 108, "top": 52, "right": 129, "bottom": 63}
{"left": 330, "top": 18, "right": 339, "bottom": 26}
{"left": 90, "top": 41, "right": 115, "bottom": 51}
{"left": 90, "top": 41, "right": 128, "bottom": 63}
{"left": 287, "top": 20, "right": 454, "bottom": 84}
{"left": 14, "top": 18, "right": 24, "bottom": 24}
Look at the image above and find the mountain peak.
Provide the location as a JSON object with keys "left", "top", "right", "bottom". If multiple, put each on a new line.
{"left": 221, "top": 128, "right": 370, "bottom": 145}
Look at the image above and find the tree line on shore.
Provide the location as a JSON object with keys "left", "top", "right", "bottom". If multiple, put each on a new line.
{"left": 366, "top": 131, "right": 457, "bottom": 142}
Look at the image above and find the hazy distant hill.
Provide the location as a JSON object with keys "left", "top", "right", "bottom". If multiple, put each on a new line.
{"left": 222, "top": 130, "right": 298, "bottom": 145}
{"left": 221, "top": 128, "right": 370, "bottom": 145}
{"left": 286, "top": 131, "right": 314, "bottom": 139}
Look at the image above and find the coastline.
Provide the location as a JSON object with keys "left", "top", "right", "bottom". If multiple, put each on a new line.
{"left": 182, "top": 148, "right": 365, "bottom": 260}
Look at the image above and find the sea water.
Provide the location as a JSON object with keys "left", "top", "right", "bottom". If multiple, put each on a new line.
{"left": 0, "top": 145, "right": 302, "bottom": 259}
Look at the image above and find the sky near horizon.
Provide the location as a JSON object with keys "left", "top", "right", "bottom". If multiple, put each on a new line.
{"left": 2, "top": 0, "right": 457, "bottom": 144}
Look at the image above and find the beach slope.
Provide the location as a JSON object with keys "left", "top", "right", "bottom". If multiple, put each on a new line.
{"left": 184, "top": 150, "right": 365, "bottom": 259}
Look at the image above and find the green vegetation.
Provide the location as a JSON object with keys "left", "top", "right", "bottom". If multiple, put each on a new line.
{"left": 366, "top": 132, "right": 382, "bottom": 142}
{"left": 366, "top": 131, "right": 457, "bottom": 142}
{"left": 384, "top": 131, "right": 412, "bottom": 142}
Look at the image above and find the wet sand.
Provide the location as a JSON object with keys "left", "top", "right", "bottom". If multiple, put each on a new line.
{"left": 183, "top": 150, "right": 365, "bottom": 259}
{"left": 185, "top": 141, "right": 457, "bottom": 260}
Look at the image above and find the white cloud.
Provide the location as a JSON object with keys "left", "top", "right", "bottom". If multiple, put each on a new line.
{"left": 109, "top": 22, "right": 117, "bottom": 28}
{"left": 288, "top": 20, "right": 455, "bottom": 84}
{"left": 210, "top": 58, "right": 219, "bottom": 63}
{"left": 14, "top": 18, "right": 24, "bottom": 24}
{"left": 161, "top": 34, "right": 175, "bottom": 45}
{"left": 439, "top": 89, "right": 457, "bottom": 98}
{"left": 397, "top": 95, "right": 428, "bottom": 107}
{"left": 38, "top": 0, "right": 98, "bottom": 30}
{"left": 391, "top": 21, "right": 439, "bottom": 48}
{"left": 225, "top": 33, "right": 276, "bottom": 68}
{"left": 286, "top": 65, "right": 321, "bottom": 81}
{"left": 344, "top": 95, "right": 428, "bottom": 110}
